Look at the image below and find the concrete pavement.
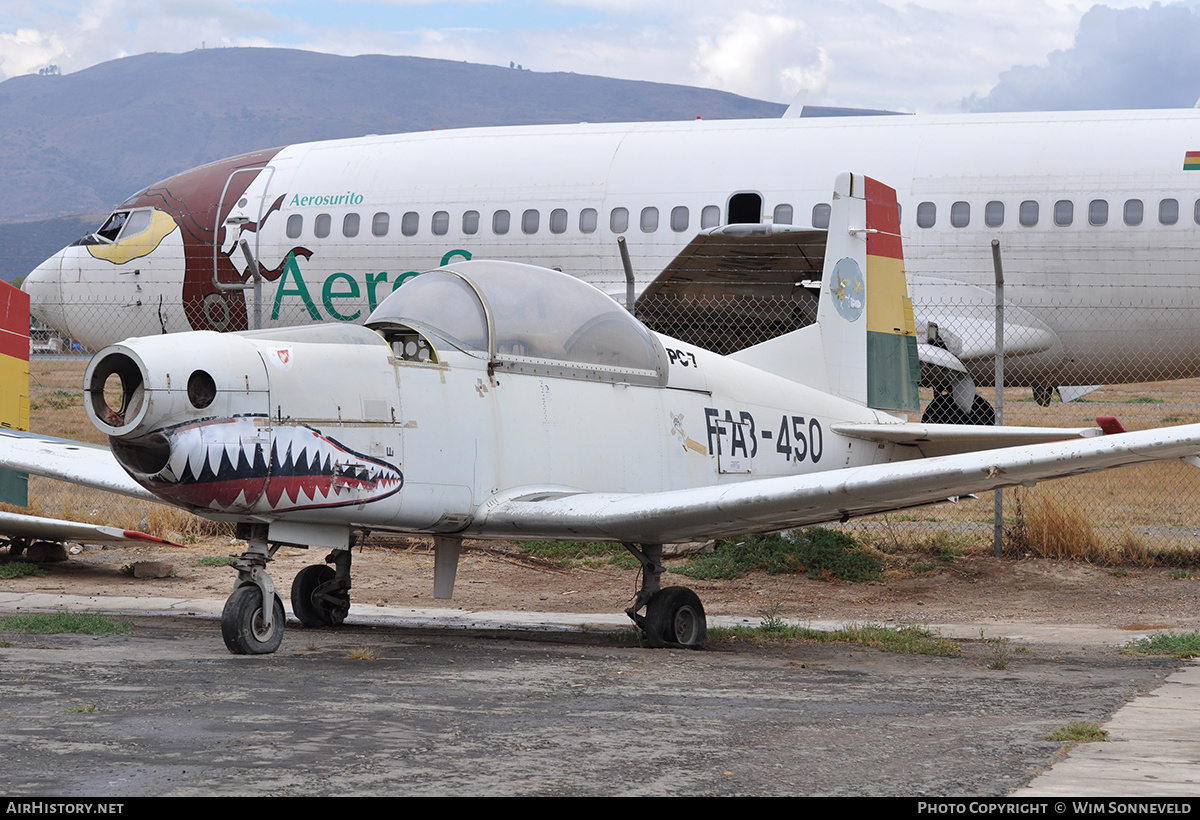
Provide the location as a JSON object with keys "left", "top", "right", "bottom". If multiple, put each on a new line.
{"left": 1, "top": 590, "right": 1197, "bottom": 796}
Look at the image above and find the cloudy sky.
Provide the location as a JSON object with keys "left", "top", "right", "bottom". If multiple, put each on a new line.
{"left": 2, "top": 1, "right": 1198, "bottom": 112}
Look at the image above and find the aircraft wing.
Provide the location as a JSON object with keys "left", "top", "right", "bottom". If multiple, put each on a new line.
{"left": 830, "top": 421, "right": 1101, "bottom": 459}
{"left": 0, "top": 510, "right": 181, "bottom": 546}
{"left": 474, "top": 423, "right": 1200, "bottom": 544}
{"left": 0, "top": 428, "right": 158, "bottom": 501}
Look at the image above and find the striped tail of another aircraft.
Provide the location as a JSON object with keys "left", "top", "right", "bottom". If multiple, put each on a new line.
{"left": 730, "top": 171, "right": 921, "bottom": 414}
{"left": 0, "top": 281, "right": 30, "bottom": 507}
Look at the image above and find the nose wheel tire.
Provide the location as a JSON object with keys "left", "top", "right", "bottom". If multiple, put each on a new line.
{"left": 221, "top": 586, "right": 285, "bottom": 655}
{"left": 291, "top": 564, "right": 349, "bottom": 628}
{"left": 644, "top": 586, "right": 707, "bottom": 649}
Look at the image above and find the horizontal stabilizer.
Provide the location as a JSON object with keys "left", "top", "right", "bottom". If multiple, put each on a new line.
{"left": 831, "top": 421, "right": 1099, "bottom": 459}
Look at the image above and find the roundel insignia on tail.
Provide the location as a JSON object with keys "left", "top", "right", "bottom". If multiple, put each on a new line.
{"left": 830, "top": 257, "right": 865, "bottom": 322}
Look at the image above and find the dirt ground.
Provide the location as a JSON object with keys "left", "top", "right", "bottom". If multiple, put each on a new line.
{"left": 8, "top": 531, "right": 1200, "bottom": 633}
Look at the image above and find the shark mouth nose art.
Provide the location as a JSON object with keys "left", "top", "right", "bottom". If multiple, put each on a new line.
{"left": 116, "top": 417, "right": 402, "bottom": 513}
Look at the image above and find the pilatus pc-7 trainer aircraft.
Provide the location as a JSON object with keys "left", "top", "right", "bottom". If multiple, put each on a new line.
{"left": 23, "top": 107, "right": 1200, "bottom": 420}
{"left": 6, "top": 174, "right": 1200, "bottom": 655}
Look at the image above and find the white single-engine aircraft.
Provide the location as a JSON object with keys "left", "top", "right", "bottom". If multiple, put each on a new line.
{"left": 22, "top": 107, "right": 1200, "bottom": 419}
{"left": 7, "top": 173, "right": 1200, "bottom": 655}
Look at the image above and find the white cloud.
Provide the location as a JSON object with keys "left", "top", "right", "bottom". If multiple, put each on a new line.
{"left": 692, "top": 12, "right": 831, "bottom": 102}
{"left": 0, "top": 27, "right": 68, "bottom": 78}
{"left": 0, "top": 1, "right": 1187, "bottom": 111}
{"left": 967, "top": 1, "right": 1200, "bottom": 111}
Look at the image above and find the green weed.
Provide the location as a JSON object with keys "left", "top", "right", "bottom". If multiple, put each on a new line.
{"left": 30, "top": 390, "right": 81, "bottom": 411}
{"left": 676, "top": 528, "right": 883, "bottom": 583}
{"left": 194, "top": 555, "right": 237, "bottom": 567}
{"left": 514, "top": 540, "right": 636, "bottom": 568}
{"left": 1046, "top": 722, "right": 1107, "bottom": 742}
{"left": 0, "top": 611, "right": 132, "bottom": 635}
{"left": 1122, "top": 630, "right": 1200, "bottom": 658}
{"left": 710, "top": 621, "right": 960, "bottom": 656}
{"left": 0, "top": 562, "right": 46, "bottom": 579}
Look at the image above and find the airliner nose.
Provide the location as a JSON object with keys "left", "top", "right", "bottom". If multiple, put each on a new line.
{"left": 22, "top": 252, "right": 68, "bottom": 338}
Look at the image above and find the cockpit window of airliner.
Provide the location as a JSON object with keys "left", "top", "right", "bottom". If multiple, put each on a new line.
{"left": 97, "top": 211, "right": 129, "bottom": 242}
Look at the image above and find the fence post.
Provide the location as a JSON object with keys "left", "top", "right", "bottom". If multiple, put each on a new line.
{"left": 992, "top": 239, "right": 1005, "bottom": 558}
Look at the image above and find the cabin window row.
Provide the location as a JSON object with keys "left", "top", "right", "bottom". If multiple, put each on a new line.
{"left": 283, "top": 203, "right": 804, "bottom": 240}
{"left": 912, "top": 198, "right": 1194, "bottom": 229}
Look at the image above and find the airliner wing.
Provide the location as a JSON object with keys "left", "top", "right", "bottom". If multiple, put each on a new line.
{"left": 474, "top": 424, "right": 1200, "bottom": 544}
{"left": 0, "top": 428, "right": 158, "bottom": 501}
{"left": 635, "top": 226, "right": 826, "bottom": 350}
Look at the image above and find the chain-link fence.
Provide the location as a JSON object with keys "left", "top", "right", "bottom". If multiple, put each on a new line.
{"left": 12, "top": 273, "right": 1200, "bottom": 554}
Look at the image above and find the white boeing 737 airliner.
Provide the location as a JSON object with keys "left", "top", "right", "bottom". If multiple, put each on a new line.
{"left": 21, "top": 107, "right": 1200, "bottom": 417}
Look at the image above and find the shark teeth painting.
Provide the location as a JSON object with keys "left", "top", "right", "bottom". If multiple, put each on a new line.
{"left": 128, "top": 416, "right": 402, "bottom": 513}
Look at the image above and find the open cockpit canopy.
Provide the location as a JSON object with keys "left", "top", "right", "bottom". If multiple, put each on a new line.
{"left": 367, "top": 260, "right": 667, "bottom": 385}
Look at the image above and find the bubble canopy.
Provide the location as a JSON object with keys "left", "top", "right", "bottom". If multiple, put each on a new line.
{"left": 367, "top": 260, "right": 666, "bottom": 384}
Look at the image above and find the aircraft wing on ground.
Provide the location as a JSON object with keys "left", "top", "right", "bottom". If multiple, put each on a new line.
{"left": 0, "top": 510, "right": 180, "bottom": 547}
{"left": 0, "top": 428, "right": 158, "bottom": 502}
{"left": 474, "top": 423, "right": 1200, "bottom": 544}
{"left": 633, "top": 225, "right": 827, "bottom": 352}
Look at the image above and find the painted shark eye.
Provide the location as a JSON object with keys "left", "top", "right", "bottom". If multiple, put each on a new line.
{"left": 187, "top": 370, "right": 217, "bottom": 409}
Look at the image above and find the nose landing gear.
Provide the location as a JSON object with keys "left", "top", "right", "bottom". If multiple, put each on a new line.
{"left": 221, "top": 528, "right": 284, "bottom": 655}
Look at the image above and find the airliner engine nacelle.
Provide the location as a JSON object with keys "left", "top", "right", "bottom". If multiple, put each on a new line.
{"left": 83, "top": 326, "right": 404, "bottom": 516}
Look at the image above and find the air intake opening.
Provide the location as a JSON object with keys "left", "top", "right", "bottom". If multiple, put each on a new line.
{"left": 88, "top": 353, "right": 145, "bottom": 430}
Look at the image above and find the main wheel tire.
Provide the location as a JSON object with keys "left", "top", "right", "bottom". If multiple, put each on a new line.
{"left": 290, "top": 564, "right": 347, "bottom": 628}
{"left": 923, "top": 393, "right": 996, "bottom": 426}
{"left": 644, "top": 586, "right": 707, "bottom": 649}
{"left": 221, "top": 586, "right": 285, "bottom": 655}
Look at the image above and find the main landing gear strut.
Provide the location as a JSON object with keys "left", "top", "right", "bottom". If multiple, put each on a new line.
{"left": 623, "top": 543, "right": 707, "bottom": 649}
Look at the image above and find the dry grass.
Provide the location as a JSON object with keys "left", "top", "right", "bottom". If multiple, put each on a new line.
{"left": 1006, "top": 489, "right": 1198, "bottom": 567}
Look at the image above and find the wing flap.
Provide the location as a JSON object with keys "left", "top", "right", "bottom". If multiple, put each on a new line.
{"left": 473, "top": 424, "right": 1200, "bottom": 544}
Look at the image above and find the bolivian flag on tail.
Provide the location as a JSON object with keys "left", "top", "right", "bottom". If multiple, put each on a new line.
{"left": 0, "top": 281, "right": 30, "bottom": 507}
{"left": 863, "top": 177, "right": 920, "bottom": 413}
{"left": 1185, "top": 152, "right": 1200, "bottom": 170}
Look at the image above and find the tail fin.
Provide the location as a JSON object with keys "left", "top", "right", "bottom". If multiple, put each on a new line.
{"left": 0, "top": 281, "right": 30, "bottom": 507}
{"left": 730, "top": 171, "right": 920, "bottom": 413}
